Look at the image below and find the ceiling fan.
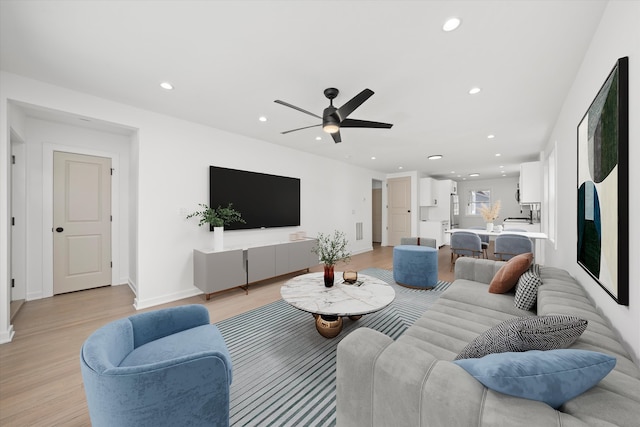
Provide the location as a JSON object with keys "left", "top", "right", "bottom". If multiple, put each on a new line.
{"left": 274, "top": 88, "right": 393, "bottom": 143}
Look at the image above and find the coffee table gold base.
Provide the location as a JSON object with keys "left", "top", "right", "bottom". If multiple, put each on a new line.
{"left": 315, "top": 315, "right": 343, "bottom": 338}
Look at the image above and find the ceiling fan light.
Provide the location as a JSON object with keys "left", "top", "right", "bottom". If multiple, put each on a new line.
{"left": 323, "top": 124, "right": 340, "bottom": 134}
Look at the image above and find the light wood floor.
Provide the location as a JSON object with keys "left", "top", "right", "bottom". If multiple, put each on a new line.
{"left": 0, "top": 243, "right": 458, "bottom": 427}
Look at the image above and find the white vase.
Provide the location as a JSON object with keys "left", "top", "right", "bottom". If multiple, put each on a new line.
{"left": 486, "top": 222, "right": 494, "bottom": 232}
{"left": 213, "top": 226, "right": 224, "bottom": 251}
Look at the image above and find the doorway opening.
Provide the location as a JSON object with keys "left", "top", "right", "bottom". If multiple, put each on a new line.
{"left": 372, "top": 179, "right": 383, "bottom": 244}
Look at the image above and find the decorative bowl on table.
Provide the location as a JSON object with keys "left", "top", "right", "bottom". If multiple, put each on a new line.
{"left": 343, "top": 271, "right": 358, "bottom": 284}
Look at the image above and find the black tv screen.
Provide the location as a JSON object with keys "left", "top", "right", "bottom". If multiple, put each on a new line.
{"left": 210, "top": 166, "right": 301, "bottom": 230}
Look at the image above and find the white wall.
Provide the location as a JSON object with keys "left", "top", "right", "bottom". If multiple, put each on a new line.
{"left": 456, "top": 177, "right": 523, "bottom": 228}
{"left": 133, "top": 117, "right": 381, "bottom": 308}
{"left": 0, "top": 71, "right": 386, "bottom": 338}
{"left": 543, "top": 0, "right": 640, "bottom": 363}
{"left": 21, "top": 117, "right": 132, "bottom": 300}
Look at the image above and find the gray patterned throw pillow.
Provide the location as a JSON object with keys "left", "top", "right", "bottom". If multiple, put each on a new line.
{"left": 455, "top": 315, "right": 588, "bottom": 360}
{"left": 514, "top": 269, "right": 541, "bottom": 310}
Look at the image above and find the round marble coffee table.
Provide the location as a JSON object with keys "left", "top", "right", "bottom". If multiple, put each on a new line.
{"left": 280, "top": 272, "right": 396, "bottom": 338}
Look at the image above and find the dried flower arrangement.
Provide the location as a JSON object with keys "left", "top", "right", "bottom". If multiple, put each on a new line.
{"left": 479, "top": 200, "right": 501, "bottom": 222}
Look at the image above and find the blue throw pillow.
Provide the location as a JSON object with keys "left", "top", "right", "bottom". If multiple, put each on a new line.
{"left": 453, "top": 349, "right": 616, "bottom": 409}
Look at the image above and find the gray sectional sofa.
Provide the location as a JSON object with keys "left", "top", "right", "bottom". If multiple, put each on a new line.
{"left": 336, "top": 257, "right": 640, "bottom": 426}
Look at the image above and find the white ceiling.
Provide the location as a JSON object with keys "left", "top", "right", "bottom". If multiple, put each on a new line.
{"left": 0, "top": 0, "right": 607, "bottom": 179}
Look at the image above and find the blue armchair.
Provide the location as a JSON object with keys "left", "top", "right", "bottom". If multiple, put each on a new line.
{"left": 80, "top": 304, "right": 232, "bottom": 427}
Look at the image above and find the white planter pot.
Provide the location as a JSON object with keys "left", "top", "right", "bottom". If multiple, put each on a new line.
{"left": 213, "top": 226, "right": 224, "bottom": 251}
{"left": 486, "top": 222, "right": 494, "bottom": 232}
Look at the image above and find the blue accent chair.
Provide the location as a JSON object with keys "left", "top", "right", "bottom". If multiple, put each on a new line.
{"left": 80, "top": 305, "right": 232, "bottom": 427}
{"left": 494, "top": 233, "right": 534, "bottom": 261}
{"left": 450, "top": 231, "right": 483, "bottom": 271}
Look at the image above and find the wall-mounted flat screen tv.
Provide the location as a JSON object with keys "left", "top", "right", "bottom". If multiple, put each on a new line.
{"left": 210, "top": 166, "right": 301, "bottom": 230}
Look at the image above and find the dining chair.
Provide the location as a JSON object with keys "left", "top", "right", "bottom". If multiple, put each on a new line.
{"left": 494, "top": 233, "right": 534, "bottom": 261}
{"left": 450, "top": 231, "right": 483, "bottom": 271}
{"left": 469, "top": 226, "right": 490, "bottom": 258}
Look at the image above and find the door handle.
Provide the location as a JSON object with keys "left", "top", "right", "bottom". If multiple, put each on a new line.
{"left": 55, "top": 227, "right": 64, "bottom": 233}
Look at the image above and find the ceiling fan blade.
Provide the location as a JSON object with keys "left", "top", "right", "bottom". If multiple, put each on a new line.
{"left": 340, "top": 118, "right": 393, "bottom": 129}
{"left": 333, "top": 89, "right": 374, "bottom": 122}
{"left": 331, "top": 130, "right": 342, "bottom": 143}
{"left": 281, "top": 124, "right": 321, "bottom": 134}
{"left": 274, "top": 100, "right": 322, "bottom": 119}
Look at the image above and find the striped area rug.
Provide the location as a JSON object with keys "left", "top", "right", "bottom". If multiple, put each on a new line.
{"left": 218, "top": 268, "right": 451, "bottom": 427}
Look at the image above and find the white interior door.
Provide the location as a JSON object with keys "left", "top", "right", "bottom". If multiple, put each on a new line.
{"left": 53, "top": 151, "right": 111, "bottom": 294}
{"left": 387, "top": 177, "right": 411, "bottom": 246}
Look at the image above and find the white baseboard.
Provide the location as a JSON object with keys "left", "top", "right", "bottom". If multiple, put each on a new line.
{"left": 133, "top": 287, "right": 202, "bottom": 311}
{"left": 26, "top": 291, "right": 43, "bottom": 301}
{"left": 127, "top": 278, "right": 138, "bottom": 295}
{"left": 0, "top": 325, "right": 15, "bottom": 344}
{"left": 351, "top": 246, "right": 374, "bottom": 256}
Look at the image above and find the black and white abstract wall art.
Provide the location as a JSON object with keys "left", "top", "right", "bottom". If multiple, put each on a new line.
{"left": 577, "top": 56, "right": 629, "bottom": 305}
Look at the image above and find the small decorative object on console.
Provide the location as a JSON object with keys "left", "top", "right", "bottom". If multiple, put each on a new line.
{"left": 186, "top": 203, "right": 246, "bottom": 251}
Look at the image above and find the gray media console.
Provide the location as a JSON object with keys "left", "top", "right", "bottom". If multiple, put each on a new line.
{"left": 193, "top": 239, "right": 318, "bottom": 299}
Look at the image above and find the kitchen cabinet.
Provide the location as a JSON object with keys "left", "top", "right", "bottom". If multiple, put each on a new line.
{"left": 419, "top": 177, "right": 437, "bottom": 206}
{"left": 419, "top": 220, "right": 448, "bottom": 248}
{"left": 427, "top": 179, "right": 452, "bottom": 221}
{"left": 519, "top": 161, "right": 542, "bottom": 204}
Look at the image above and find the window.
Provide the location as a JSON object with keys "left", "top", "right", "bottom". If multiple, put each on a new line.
{"left": 467, "top": 189, "right": 491, "bottom": 215}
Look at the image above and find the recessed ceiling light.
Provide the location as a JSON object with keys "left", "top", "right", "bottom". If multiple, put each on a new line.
{"left": 160, "top": 82, "right": 174, "bottom": 90}
{"left": 487, "top": 134, "right": 495, "bottom": 139}
{"left": 398, "top": 166, "right": 404, "bottom": 170}
{"left": 443, "top": 17, "right": 461, "bottom": 32}
{"left": 315, "top": 136, "right": 322, "bottom": 141}
{"left": 371, "top": 156, "right": 376, "bottom": 160}
{"left": 450, "top": 171, "right": 456, "bottom": 174}
{"left": 469, "top": 173, "right": 480, "bottom": 177}
{"left": 258, "top": 116, "right": 267, "bottom": 122}
{"left": 469, "top": 87, "right": 481, "bottom": 95}
{"left": 500, "top": 165, "right": 504, "bottom": 168}
{"left": 495, "top": 153, "right": 501, "bottom": 157}
{"left": 428, "top": 154, "right": 443, "bottom": 160}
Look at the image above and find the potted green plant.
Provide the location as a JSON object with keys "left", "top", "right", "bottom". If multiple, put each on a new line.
{"left": 312, "top": 230, "right": 351, "bottom": 287}
{"left": 186, "top": 203, "right": 245, "bottom": 250}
